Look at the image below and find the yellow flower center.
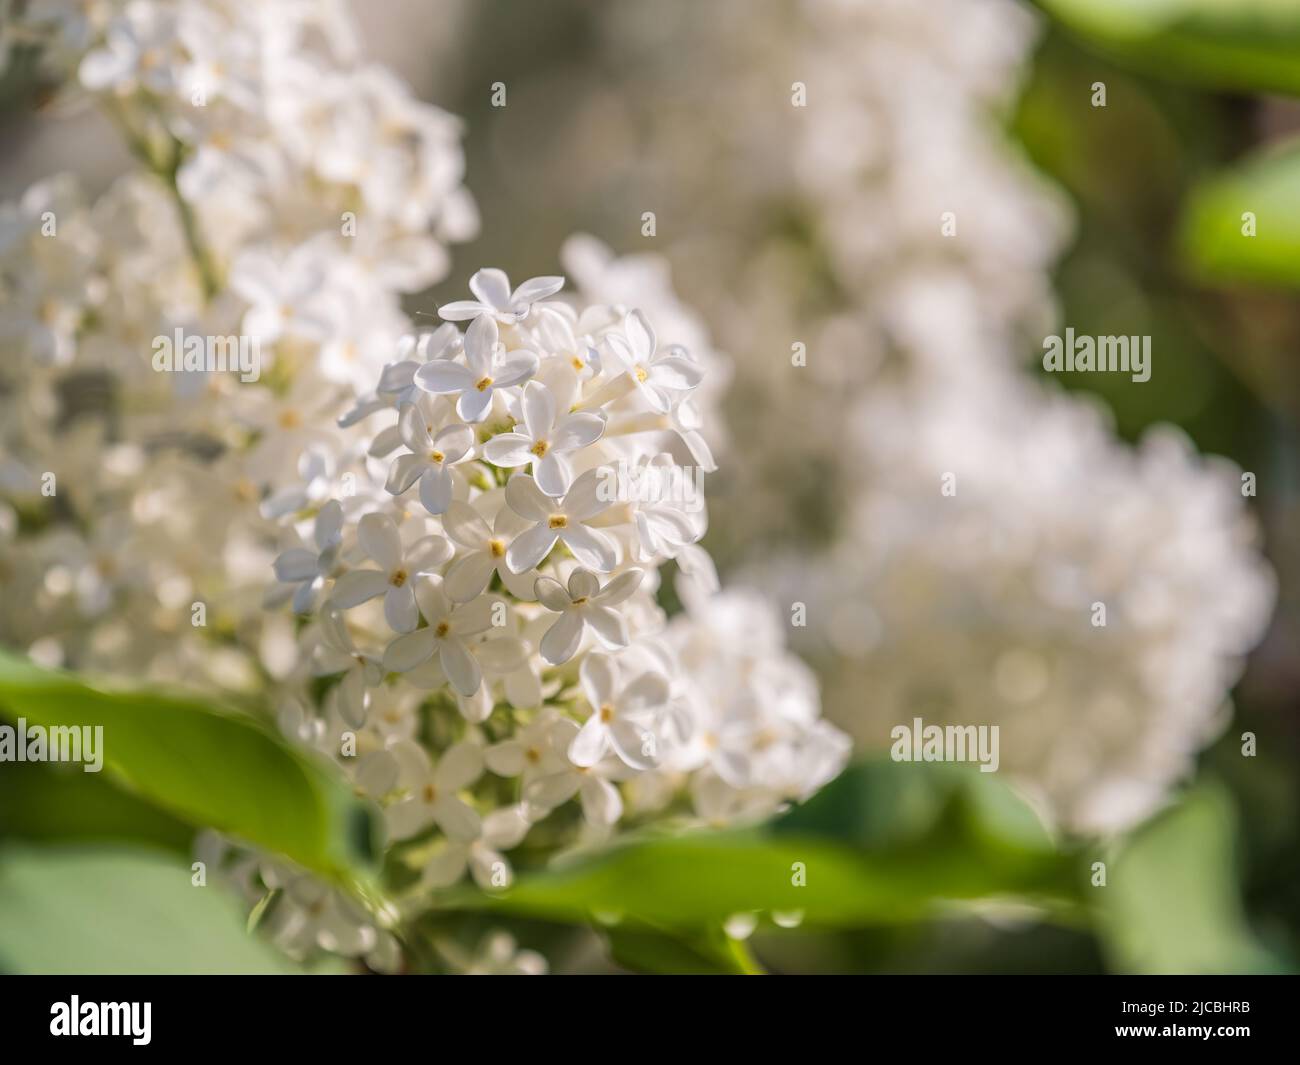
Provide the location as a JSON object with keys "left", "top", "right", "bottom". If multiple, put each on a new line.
{"left": 475, "top": 376, "right": 494, "bottom": 392}
{"left": 634, "top": 365, "right": 649, "bottom": 383}
{"left": 422, "top": 784, "right": 437, "bottom": 802}
{"left": 428, "top": 449, "right": 445, "bottom": 464}
{"left": 488, "top": 539, "right": 506, "bottom": 558}
{"left": 389, "top": 569, "right": 408, "bottom": 588}
{"left": 547, "top": 515, "right": 568, "bottom": 529}
{"left": 434, "top": 621, "right": 451, "bottom": 638}
{"left": 599, "top": 704, "right": 615, "bottom": 723}
{"left": 529, "top": 440, "right": 550, "bottom": 457}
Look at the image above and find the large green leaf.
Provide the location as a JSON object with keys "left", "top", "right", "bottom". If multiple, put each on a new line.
{"left": 1180, "top": 140, "right": 1300, "bottom": 287}
{"left": 0, "top": 844, "right": 300, "bottom": 974}
{"left": 0, "top": 649, "right": 374, "bottom": 881}
{"left": 0, "top": 760, "right": 193, "bottom": 854}
{"left": 1096, "top": 783, "right": 1289, "bottom": 973}
{"left": 1036, "top": 0, "right": 1300, "bottom": 96}
{"left": 438, "top": 761, "right": 1082, "bottom": 935}
{"left": 604, "top": 924, "right": 762, "bottom": 975}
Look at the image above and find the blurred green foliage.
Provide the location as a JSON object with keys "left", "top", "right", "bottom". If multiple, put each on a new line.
{"left": 0, "top": 649, "right": 376, "bottom": 882}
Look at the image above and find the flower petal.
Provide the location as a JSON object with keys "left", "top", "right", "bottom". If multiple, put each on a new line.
{"left": 521, "top": 380, "right": 557, "bottom": 441}
{"left": 551, "top": 411, "right": 605, "bottom": 452}
{"left": 535, "top": 576, "right": 571, "bottom": 613}
{"left": 433, "top": 795, "right": 482, "bottom": 842}
{"left": 506, "top": 523, "right": 557, "bottom": 574}
{"left": 419, "top": 466, "right": 454, "bottom": 515}
{"left": 414, "top": 359, "right": 475, "bottom": 394}
{"left": 436, "top": 740, "right": 484, "bottom": 790}
{"left": 585, "top": 605, "right": 629, "bottom": 649}
{"left": 469, "top": 267, "right": 512, "bottom": 312}
{"left": 504, "top": 473, "right": 551, "bottom": 522}
{"left": 440, "top": 638, "right": 482, "bottom": 696}
{"left": 539, "top": 610, "right": 584, "bottom": 665}
{"left": 330, "top": 568, "right": 388, "bottom": 609}
{"left": 558, "top": 523, "right": 618, "bottom": 572}
{"left": 385, "top": 452, "right": 425, "bottom": 496}
{"left": 562, "top": 467, "right": 611, "bottom": 521}
{"left": 382, "top": 627, "right": 439, "bottom": 672}
{"left": 385, "top": 583, "right": 419, "bottom": 633}
{"left": 482, "top": 433, "right": 533, "bottom": 468}
{"left": 567, "top": 715, "right": 607, "bottom": 768}
{"left": 444, "top": 551, "right": 496, "bottom": 603}
{"left": 358, "top": 512, "right": 403, "bottom": 571}
{"left": 441, "top": 500, "right": 492, "bottom": 548}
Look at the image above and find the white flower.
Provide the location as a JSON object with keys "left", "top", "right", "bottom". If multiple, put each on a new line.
{"left": 228, "top": 246, "right": 332, "bottom": 345}
{"left": 421, "top": 804, "right": 530, "bottom": 889}
{"left": 504, "top": 468, "right": 619, "bottom": 574}
{"left": 438, "top": 267, "right": 564, "bottom": 324}
{"left": 569, "top": 652, "right": 667, "bottom": 771}
{"left": 604, "top": 310, "right": 705, "bottom": 414}
{"left": 415, "top": 313, "right": 538, "bottom": 423}
{"left": 272, "top": 500, "right": 343, "bottom": 614}
{"left": 381, "top": 577, "right": 498, "bottom": 695}
{"left": 78, "top": 3, "right": 180, "bottom": 95}
{"left": 385, "top": 400, "right": 476, "bottom": 515}
{"left": 455, "top": 931, "right": 548, "bottom": 975}
{"left": 440, "top": 499, "right": 536, "bottom": 602}
{"left": 313, "top": 608, "right": 383, "bottom": 729}
{"left": 521, "top": 717, "right": 626, "bottom": 826}
{"left": 377, "top": 323, "right": 462, "bottom": 406}
{"left": 483, "top": 380, "right": 605, "bottom": 496}
{"left": 534, "top": 567, "right": 643, "bottom": 664}
{"left": 382, "top": 738, "right": 484, "bottom": 843}
{"left": 329, "top": 513, "right": 452, "bottom": 633}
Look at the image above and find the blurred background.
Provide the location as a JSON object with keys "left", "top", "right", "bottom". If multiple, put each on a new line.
{"left": 1, "top": 0, "right": 1298, "bottom": 973}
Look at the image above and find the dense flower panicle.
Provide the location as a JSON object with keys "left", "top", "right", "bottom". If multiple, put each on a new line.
{"left": 269, "top": 266, "right": 849, "bottom": 881}
{"left": 758, "top": 380, "right": 1276, "bottom": 834}
{"left": 0, "top": 0, "right": 474, "bottom": 681}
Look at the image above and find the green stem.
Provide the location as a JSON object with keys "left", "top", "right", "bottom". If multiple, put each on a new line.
{"left": 102, "top": 97, "right": 220, "bottom": 301}
{"left": 725, "top": 936, "right": 767, "bottom": 975}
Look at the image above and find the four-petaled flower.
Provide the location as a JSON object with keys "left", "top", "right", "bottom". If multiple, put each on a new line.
{"left": 483, "top": 380, "right": 605, "bottom": 496}
{"left": 385, "top": 400, "right": 477, "bottom": 515}
{"left": 504, "top": 469, "right": 619, "bottom": 574}
{"left": 272, "top": 499, "right": 344, "bottom": 614}
{"left": 382, "top": 576, "right": 498, "bottom": 695}
{"left": 329, "top": 513, "right": 452, "bottom": 632}
{"left": 604, "top": 309, "right": 705, "bottom": 413}
{"left": 534, "top": 567, "right": 643, "bottom": 664}
{"left": 415, "top": 313, "right": 538, "bottom": 423}
{"left": 438, "top": 267, "right": 565, "bottom": 325}
{"left": 569, "top": 651, "right": 668, "bottom": 770}
{"left": 381, "top": 738, "right": 485, "bottom": 843}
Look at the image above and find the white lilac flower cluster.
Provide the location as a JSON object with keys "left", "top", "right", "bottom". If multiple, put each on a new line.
{"left": 0, "top": 0, "right": 473, "bottom": 684}
{"left": 270, "top": 266, "right": 848, "bottom": 883}
{"left": 768, "top": 381, "right": 1275, "bottom": 835}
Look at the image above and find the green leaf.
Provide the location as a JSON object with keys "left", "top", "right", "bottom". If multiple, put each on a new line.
{"left": 604, "top": 924, "right": 762, "bottom": 975}
{"left": 438, "top": 761, "right": 1081, "bottom": 934}
{"left": 0, "top": 649, "right": 375, "bottom": 881}
{"left": 0, "top": 760, "right": 194, "bottom": 854}
{"left": 1036, "top": 0, "right": 1300, "bottom": 96}
{"left": 1097, "top": 783, "right": 1289, "bottom": 973}
{"left": 1180, "top": 140, "right": 1300, "bottom": 287}
{"left": 0, "top": 844, "right": 300, "bottom": 974}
